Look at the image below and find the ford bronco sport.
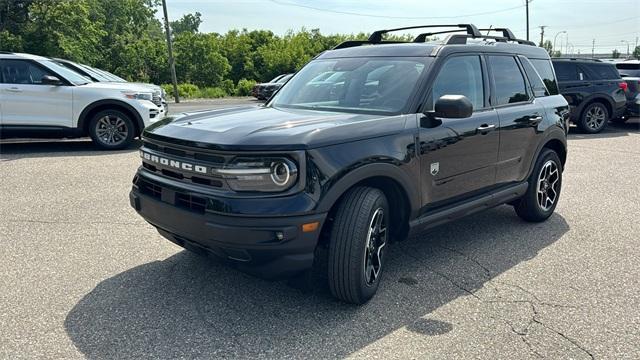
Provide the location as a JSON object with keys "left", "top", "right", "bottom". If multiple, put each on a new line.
{"left": 130, "top": 25, "right": 569, "bottom": 304}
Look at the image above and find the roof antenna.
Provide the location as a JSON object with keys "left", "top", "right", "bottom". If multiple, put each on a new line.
{"left": 486, "top": 25, "right": 492, "bottom": 35}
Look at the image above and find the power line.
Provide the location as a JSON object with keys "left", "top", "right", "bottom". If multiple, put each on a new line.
{"left": 266, "top": 0, "right": 525, "bottom": 20}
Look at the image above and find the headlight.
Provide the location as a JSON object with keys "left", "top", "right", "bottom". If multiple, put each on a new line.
{"left": 123, "top": 91, "right": 153, "bottom": 101}
{"left": 213, "top": 157, "right": 298, "bottom": 192}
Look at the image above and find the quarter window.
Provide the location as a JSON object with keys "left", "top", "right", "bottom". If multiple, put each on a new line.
{"left": 488, "top": 56, "right": 529, "bottom": 106}
{"left": 430, "top": 55, "right": 484, "bottom": 111}
{"left": 530, "top": 59, "right": 559, "bottom": 95}
{"left": 520, "top": 56, "right": 549, "bottom": 97}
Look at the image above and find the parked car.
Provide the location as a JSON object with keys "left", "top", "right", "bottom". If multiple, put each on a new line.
{"left": 130, "top": 24, "right": 569, "bottom": 304}
{"left": 614, "top": 60, "right": 640, "bottom": 119}
{"left": 0, "top": 52, "right": 166, "bottom": 149}
{"left": 260, "top": 73, "right": 293, "bottom": 100}
{"left": 52, "top": 58, "right": 168, "bottom": 115}
{"left": 552, "top": 58, "right": 627, "bottom": 133}
{"left": 251, "top": 73, "right": 292, "bottom": 100}
{"left": 615, "top": 60, "right": 640, "bottom": 77}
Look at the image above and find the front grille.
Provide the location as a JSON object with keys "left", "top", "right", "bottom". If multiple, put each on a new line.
{"left": 137, "top": 178, "right": 207, "bottom": 214}
{"left": 139, "top": 139, "right": 232, "bottom": 189}
{"left": 138, "top": 179, "right": 162, "bottom": 199}
{"left": 176, "top": 193, "right": 207, "bottom": 213}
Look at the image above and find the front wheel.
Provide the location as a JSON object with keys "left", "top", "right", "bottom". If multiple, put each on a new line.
{"left": 328, "top": 187, "right": 389, "bottom": 304}
{"left": 88, "top": 110, "right": 136, "bottom": 150}
{"left": 514, "top": 149, "right": 563, "bottom": 222}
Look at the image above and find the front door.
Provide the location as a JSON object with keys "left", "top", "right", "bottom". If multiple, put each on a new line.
{"left": 0, "top": 59, "right": 73, "bottom": 127}
{"left": 418, "top": 55, "right": 499, "bottom": 208}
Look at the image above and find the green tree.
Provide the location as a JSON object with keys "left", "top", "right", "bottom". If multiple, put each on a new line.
{"left": 170, "top": 12, "right": 202, "bottom": 35}
{"left": 633, "top": 46, "right": 640, "bottom": 60}
{"left": 173, "top": 32, "right": 230, "bottom": 86}
{"left": 22, "top": 0, "right": 105, "bottom": 63}
{"left": 612, "top": 49, "right": 621, "bottom": 59}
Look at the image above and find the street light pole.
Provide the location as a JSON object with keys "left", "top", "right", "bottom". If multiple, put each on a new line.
{"left": 526, "top": 0, "right": 531, "bottom": 41}
{"left": 162, "top": 0, "right": 180, "bottom": 103}
{"left": 553, "top": 31, "right": 566, "bottom": 57}
{"left": 621, "top": 40, "right": 630, "bottom": 58}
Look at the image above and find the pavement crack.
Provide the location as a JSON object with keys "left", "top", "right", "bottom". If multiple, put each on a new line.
{"left": 398, "top": 245, "right": 480, "bottom": 300}
{"left": 435, "top": 243, "right": 492, "bottom": 277}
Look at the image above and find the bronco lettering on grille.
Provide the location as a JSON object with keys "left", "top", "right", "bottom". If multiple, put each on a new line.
{"left": 140, "top": 150, "right": 208, "bottom": 174}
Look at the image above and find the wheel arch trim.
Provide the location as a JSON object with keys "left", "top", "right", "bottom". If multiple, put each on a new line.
{"left": 315, "top": 163, "right": 420, "bottom": 218}
{"left": 78, "top": 100, "right": 144, "bottom": 135}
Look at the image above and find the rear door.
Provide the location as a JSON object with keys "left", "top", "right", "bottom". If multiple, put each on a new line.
{"left": 418, "top": 54, "right": 499, "bottom": 206}
{"left": 488, "top": 55, "right": 546, "bottom": 184}
{"left": 0, "top": 59, "right": 73, "bottom": 127}
{"left": 553, "top": 61, "right": 591, "bottom": 114}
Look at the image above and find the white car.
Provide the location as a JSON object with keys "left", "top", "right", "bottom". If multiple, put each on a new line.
{"left": 0, "top": 52, "right": 167, "bottom": 149}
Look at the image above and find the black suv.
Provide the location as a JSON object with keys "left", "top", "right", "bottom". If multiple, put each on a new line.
{"left": 552, "top": 58, "right": 627, "bottom": 133}
{"left": 130, "top": 25, "right": 569, "bottom": 304}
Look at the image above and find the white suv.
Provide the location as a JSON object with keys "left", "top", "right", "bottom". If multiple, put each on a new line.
{"left": 0, "top": 52, "right": 166, "bottom": 149}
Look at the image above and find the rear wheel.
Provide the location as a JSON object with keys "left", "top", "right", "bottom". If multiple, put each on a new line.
{"left": 88, "top": 109, "right": 136, "bottom": 150}
{"left": 328, "top": 187, "right": 389, "bottom": 304}
{"left": 514, "top": 149, "right": 562, "bottom": 222}
{"left": 578, "top": 102, "right": 608, "bottom": 133}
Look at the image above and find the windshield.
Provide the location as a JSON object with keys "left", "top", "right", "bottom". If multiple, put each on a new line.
{"left": 269, "top": 57, "right": 430, "bottom": 115}
{"left": 41, "top": 60, "right": 92, "bottom": 85}
{"left": 93, "top": 67, "right": 127, "bottom": 82}
{"left": 276, "top": 74, "right": 293, "bottom": 84}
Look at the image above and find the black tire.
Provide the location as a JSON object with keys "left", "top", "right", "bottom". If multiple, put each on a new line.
{"left": 328, "top": 187, "right": 389, "bottom": 304}
{"left": 514, "top": 149, "right": 563, "bottom": 222}
{"left": 88, "top": 109, "right": 136, "bottom": 150}
{"left": 578, "top": 102, "right": 609, "bottom": 134}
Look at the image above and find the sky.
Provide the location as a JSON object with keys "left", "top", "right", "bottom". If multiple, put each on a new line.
{"left": 163, "top": 0, "right": 640, "bottom": 55}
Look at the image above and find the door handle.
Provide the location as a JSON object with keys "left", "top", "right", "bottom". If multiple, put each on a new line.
{"left": 6, "top": 87, "right": 22, "bottom": 93}
{"left": 476, "top": 124, "right": 496, "bottom": 134}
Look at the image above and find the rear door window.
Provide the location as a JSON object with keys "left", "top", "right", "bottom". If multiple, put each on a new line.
{"left": 488, "top": 56, "right": 529, "bottom": 106}
{"left": 553, "top": 62, "right": 579, "bottom": 81}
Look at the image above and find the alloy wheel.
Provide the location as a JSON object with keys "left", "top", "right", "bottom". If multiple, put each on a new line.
{"left": 95, "top": 115, "right": 129, "bottom": 146}
{"left": 585, "top": 106, "right": 606, "bottom": 130}
{"left": 536, "top": 160, "right": 560, "bottom": 211}
{"left": 363, "top": 208, "right": 387, "bottom": 286}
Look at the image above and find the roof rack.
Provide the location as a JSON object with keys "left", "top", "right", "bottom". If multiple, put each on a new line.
{"left": 333, "top": 24, "right": 480, "bottom": 49}
{"left": 333, "top": 24, "right": 536, "bottom": 50}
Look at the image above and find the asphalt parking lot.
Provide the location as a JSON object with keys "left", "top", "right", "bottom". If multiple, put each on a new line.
{"left": 1, "top": 100, "right": 639, "bottom": 359}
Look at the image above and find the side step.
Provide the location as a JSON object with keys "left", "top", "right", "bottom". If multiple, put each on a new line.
{"left": 408, "top": 182, "right": 528, "bottom": 235}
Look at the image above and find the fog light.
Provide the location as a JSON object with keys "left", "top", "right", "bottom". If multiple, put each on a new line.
{"left": 275, "top": 231, "right": 284, "bottom": 241}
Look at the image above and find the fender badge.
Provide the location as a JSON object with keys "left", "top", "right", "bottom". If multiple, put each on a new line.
{"left": 430, "top": 162, "right": 439, "bottom": 176}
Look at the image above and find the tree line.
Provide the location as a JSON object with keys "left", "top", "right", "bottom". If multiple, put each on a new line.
{"left": 0, "top": 0, "right": 376, "bottom": 97}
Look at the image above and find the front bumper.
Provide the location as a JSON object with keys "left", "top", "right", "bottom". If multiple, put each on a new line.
{"left": 130, "top": 174, "right": 326, "bottom": 279}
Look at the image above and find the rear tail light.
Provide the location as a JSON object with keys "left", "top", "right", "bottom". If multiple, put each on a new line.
{"left": 619, "top": 82, "right": 628, "bottom": 92}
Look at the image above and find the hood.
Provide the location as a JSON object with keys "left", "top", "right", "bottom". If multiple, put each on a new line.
{"left": 79, "top": 82, "right": 156, "bottom": 93}
{"left": 143, "top": 106, "right": 410, "bottom": 150}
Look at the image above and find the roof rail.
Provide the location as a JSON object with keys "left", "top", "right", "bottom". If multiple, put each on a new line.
{"left": 333, "top": 24, "right": 481, "bottom": 49}
{"left": 553, "top": 58, "right": 602, "bottom": 62}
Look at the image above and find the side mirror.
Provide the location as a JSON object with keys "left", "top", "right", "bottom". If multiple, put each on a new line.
{"left": 41, "top": 75, "right": 62, "bottom": 86}
{"left": 433, "top": 95, "right": 473, "bottom": 118}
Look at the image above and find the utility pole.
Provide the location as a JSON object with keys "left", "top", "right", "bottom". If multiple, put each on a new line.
{"left": 538, "top": 25, "right": 547, "bottom": 47}
{"left": 526, "top": 0, "right": 531, "bottom": 41}
{"left": 591, "top": 39, "right": 595, "bottom": 58}
{"left": 162, "top": 0, "right": 180, "bottom": 103}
